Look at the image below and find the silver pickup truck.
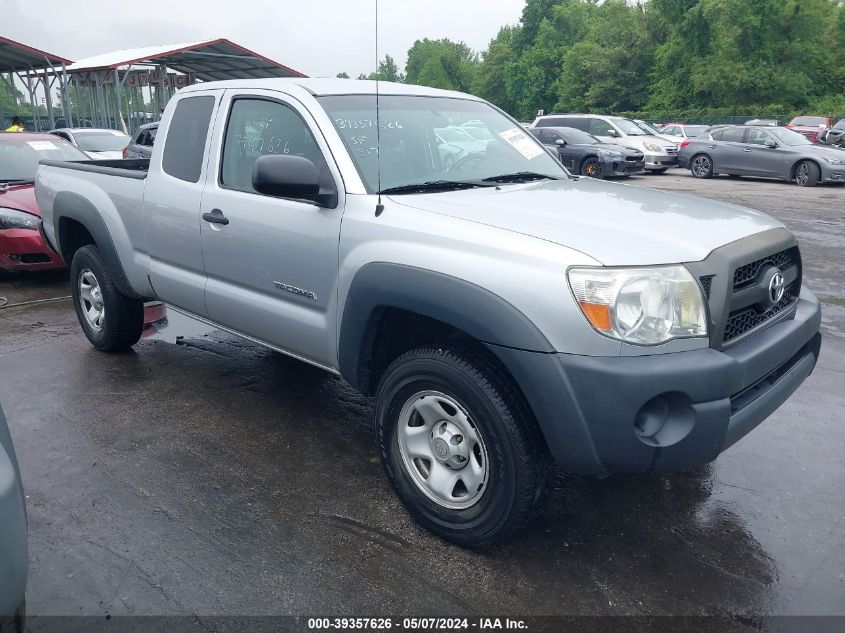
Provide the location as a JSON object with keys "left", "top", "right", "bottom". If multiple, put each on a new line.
{"left": 35, "top": 79, "right": 822, "bottom": 546}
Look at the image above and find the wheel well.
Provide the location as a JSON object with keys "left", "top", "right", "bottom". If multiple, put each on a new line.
{"left": 357, "top": 307, "right": 516, "bottom": 397}
{"left": 57, "top": 217, "right": 95, "bottom": 264}
{"left": 790, "top": 159, "right": 821, "bottom": 179}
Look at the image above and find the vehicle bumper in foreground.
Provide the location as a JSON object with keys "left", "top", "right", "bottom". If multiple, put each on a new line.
{"left": 0, "top": 228, "right": 66, "bottom": 272}
{"left": 644, "top": 152, "right": 679, "bottom": 170}
{"left": 0, "top": 410, "right": 27, "bottom": 628}
{"left": 489, "top": 289, "right": 821, "bottom": 477}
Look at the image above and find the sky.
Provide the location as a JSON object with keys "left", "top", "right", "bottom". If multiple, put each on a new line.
{"left": 4, "top": 0, "right": 526, "bottom": 78}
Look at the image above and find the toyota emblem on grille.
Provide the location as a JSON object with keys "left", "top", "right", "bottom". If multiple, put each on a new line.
{"left": 769, "top": 270, "right": 785, "bottom": 305}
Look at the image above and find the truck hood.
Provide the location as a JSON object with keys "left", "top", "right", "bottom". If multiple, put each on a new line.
{"left": 389, "top": 178, "right": 782, "bottom": 266}
{"left": 0, "top": 183, "right": 39, "bottom": 217}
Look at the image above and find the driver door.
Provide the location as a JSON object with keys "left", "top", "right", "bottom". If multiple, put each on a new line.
{"left": 199, "top": 91, "right": 345, "bottom": 369}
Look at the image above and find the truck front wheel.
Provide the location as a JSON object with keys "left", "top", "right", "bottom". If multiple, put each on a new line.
{"left": 375, "top": 345, "right": 553, "bottom": 547}
{"left": 70, "top": 245, "right": 143, "bottom": 352}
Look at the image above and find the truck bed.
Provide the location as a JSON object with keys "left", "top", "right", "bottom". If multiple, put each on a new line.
{"left": 39, "top": 158, "right": 149, "bottom": 180}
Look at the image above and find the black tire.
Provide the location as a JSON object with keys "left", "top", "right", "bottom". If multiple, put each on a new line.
{"left": 70, "top": 245, "right": 143, "bottom": 352}
{"left": 690, "top": 153, "right": 714, "bottom": 179}
{"left": 649, "top": 167, "right": 669, "bottom": 174}
{"left": 794, "top": 160, "right": 820, "bottom": 187}
{"left": 580, "top": 157, "right": 603, "bottom": 178}
{"left": 375, "top": 345, "right": 553, "bottom": 547}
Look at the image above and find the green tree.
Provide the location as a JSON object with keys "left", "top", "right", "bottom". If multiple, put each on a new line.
{"left": 336, "top": 72, "right": 350, "bottom": 79}
{"left": 473, "top": 26, "right": 520, "bottom": 113}
{"left": 361, "top": 55, "right": 405, "bottom": 82}
{"left": 405, "top": 38, "right": 479, "bottom": 92}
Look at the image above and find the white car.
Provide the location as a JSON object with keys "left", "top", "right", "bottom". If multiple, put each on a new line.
{"left": 533, "top": 114, "right": 679, "bottom": 173}
{"left": 49, "top": 128, "right": 131, "bottom": 160}
{"left": 658, "top": 124, "right": 710, "bottom": 143}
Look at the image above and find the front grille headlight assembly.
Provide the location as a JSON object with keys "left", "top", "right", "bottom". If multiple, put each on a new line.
{"left": 643, "top": 142, "right": 663, "bottom": 152}
{"left": 823, "top": 156, "right": 845, "bottom": 166}
{"left": 568, "top": 265, "right": 708, "bottom": 345}
{"left": 0, "top": 207, "right": 39, "bottom": 231}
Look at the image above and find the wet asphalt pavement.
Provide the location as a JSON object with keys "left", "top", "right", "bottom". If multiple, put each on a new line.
{"left": 0, "top": 171, "right": 843, "bottom": 621}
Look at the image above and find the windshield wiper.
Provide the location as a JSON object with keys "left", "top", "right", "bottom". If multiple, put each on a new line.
{"left": 0, "top": 179, "right": 34, "bottom": 186}
{"left": 482, "top": 172, "right": 560, "bottom": 184}
{"left": 380, "top": 180, "right": 495, "bottom": 195}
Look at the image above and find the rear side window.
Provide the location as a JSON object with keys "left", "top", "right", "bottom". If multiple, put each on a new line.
{"left": 162, "top": 96, "right": 215, "bottom": 183}
{"left": 535, "top": 116, "right": 568, "bottom": 128}
{"left": 720, "top": 127, "right": 745, "bottom": 143}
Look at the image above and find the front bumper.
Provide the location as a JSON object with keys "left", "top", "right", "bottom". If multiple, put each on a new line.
{"left": 644, "top": 152, "right": 679, "bottom": 170}
{"left": 0, "top": 228, "right": 65, "bottom": 272}
{"left": 820, "top": 163, "right": 845, "bottom": 183}
{"left": 488, "top": 289, "right": 821, "bottom": 476}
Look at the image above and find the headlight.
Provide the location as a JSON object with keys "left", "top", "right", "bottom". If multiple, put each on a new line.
{"left": 0, "top": 208, "right": 39, "bottom": 231}
{"left": 823, "top": 156, "right": 845, "bottom": 166}
{"left": 568, "top": 265, "right": 708, "bottom": 345}
{"left": 599, "top": 149, "right": 622, "bottom": 159}
{"left": 643, "top": 142, "right": 662, "bottom": 152}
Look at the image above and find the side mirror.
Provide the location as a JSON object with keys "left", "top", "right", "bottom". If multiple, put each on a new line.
{"left": 766, "top": 140, "right": 778, "bottom": 149}
{"left": 252, "top": 155, "right": 336, "bottom": 207}
{"left": 555, "top": 138, "right": 566, "bottom": 146}
{"left": 607, "top": 129, "right": 619, "bottom": 137}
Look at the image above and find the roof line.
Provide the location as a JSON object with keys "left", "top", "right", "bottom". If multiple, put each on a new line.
{"left": 0, "top": 35, "right": 73, "bottom": 65}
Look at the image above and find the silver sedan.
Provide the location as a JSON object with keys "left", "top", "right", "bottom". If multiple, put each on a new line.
{"left": 678, "top": 125, "right": 845, "bottom": 186}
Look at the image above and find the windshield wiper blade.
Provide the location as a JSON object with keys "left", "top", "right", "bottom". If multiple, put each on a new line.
{"left": 0, "top": 179, "right": 34, "bottom": 186}
{"left": 380, "top": 180, "right": 494, "bottom": 195}
{"left": 482, "top": 172, "right": 560, "bottom": 183}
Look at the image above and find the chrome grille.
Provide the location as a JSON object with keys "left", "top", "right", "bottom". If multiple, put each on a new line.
{"left": 666, "top": 147, "right": 679, "bottom": 155}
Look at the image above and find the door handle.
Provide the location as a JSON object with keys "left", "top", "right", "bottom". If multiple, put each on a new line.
{"left": 743, "top": 148, "right": 752, "bottom": 152}
{"left": 708, "top": 145, "right": 717, "bottom": 149}
{"left": 202, "top": 208, "right": 229, "bottom": 225}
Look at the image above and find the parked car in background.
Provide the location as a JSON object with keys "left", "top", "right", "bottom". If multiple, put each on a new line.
{"left": 660, "top": 124, "right": 709, "bottom": 142}
{"left": 533, "top": 114, "right": 678, "bottom": 173}
{"left": 529, "top": 126, "right": 644, "bottom": 178}
{"left": 123, "top": 122, "right": 158, "bottom": 159}
{"left": 786, "top": 115, "right": 832, "bottom": 142}
{"left": 0, "top": 403, "right": 28, "bottom": 633}
{"left": 819, "top": 119, "right": 845, "bottom": 149}
{"left": 36, "top": 78, "right": 822, "bottom": 545}
{"left": 49, "top": 128, "right": 130, "bottom": 159}
{"left": 745, "top": 119, "right": 778, "bottom": 126}
{"left": 679, "top": 125, "right": 845, "bottom": 186}
{"left": 0, "top": 132, "right": 87, "bottom": 273}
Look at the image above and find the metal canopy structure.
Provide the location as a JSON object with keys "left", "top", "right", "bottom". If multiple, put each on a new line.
{"left": 0, "top": 36, "right": 73, "bottom": 131}
{"left": 66, "top": 39, "right": 306, "bottom": 81}
{"left": 60, "top": 38, "right": 306, "bottom": 134}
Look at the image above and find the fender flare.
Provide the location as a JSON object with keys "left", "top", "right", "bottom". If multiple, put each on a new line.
{"left": 338, "top": 262, "right": 555, "bottom": 391}
{"left": 53, "top": 191, "right": 141, "bottom": 299}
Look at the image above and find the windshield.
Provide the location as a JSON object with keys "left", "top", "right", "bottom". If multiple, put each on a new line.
{"left": 770, "top": 128, "right": 813, "bottom": 146}
{"left": 73, "top": 130, "right": 130, "bottom": 152}
{"left": 634, "top": 121, "right": 662, "bottom": 135}
{"left": 684, "top": 125, "right": 708, "bottom": 137}
{"left": 791, "top": 116, "right": 827, "bottom": 127}
{"left": 834, "top": 119, "right": 845, "bottom": 130}
{"left": 558, "top": 127, "right": 599, "bottom": 145}
{"left": 318, "top": 95, "right": 566, "bottom": 192}
{"left": 0, "top": 137, "right": 88, "bottom": 180}
{"left": 612, "top": 118, "right": 647, "bottom": 136}
{"left": 463, "top": 127, "right": 495, "bottom": 141}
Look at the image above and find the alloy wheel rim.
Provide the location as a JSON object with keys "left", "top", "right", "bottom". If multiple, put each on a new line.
{"left": 78, "top": 269, "right": 105, "bottom": 331}
{"left": 692, "top": 156, "right": 710, "bottom": 176}
{"left": 396, "top": 390, "right": 489, "bottom": 510}
{"left": 585, "top": 161, "right": 599, "bottom": 177}
{"left": 796, "top": 164, "right": 808, "bottom": 184}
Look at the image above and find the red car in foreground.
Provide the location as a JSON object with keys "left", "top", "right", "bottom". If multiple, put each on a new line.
{"left": 0, "top": 132, "right": 89, "bottom": 273}
{"left": 786, "top": 115, "right": 833, "bottom": 142}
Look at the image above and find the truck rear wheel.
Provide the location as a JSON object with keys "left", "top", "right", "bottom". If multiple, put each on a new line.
{"left": 70, "top": 245, "right": 143, "bottom": 352}
{"left": 375, "top": 345, "right": 553, "bottom": 547}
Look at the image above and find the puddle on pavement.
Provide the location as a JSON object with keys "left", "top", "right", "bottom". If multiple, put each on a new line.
{"left": 141, "top": 305, "right": 216, "bottom": 343}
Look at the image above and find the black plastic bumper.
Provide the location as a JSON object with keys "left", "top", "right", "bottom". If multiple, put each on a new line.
{"left": 487, "top": 289, "right": 822, "bottom": 477}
